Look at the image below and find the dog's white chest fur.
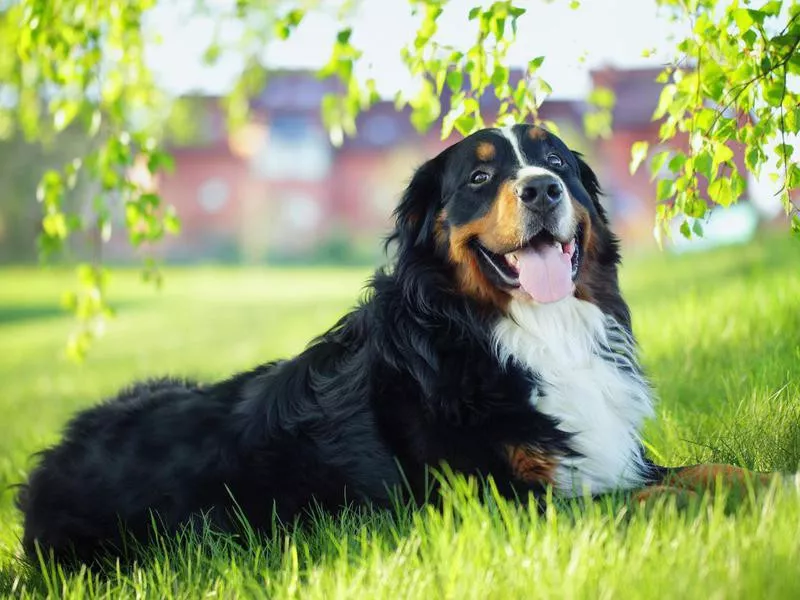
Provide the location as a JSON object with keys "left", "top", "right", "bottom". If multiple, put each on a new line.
{"left": 493, "top": 297, "right": 654, "bottom": 496}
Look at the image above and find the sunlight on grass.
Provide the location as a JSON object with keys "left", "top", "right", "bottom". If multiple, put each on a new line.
{"left": 1, "top": 234, "right": 798, "bottom": 598}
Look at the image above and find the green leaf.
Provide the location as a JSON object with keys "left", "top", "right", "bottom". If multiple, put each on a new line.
{"left": 745, "top": 146, "right": 762, "bottom": 174}
{"left": 164, "top": 210, "right": 181, "bottom": 235}
{"left": 731, "top": 171, "right": 746, "bottom": 197}
{"left": 435, "top": 69, "right": 447, "bottom": 94}
{"left": 732, "top": 9, "right": 755, "bottom": 32}
{"left": 649, "top": 150, "right": 671, "bottom": 179}
{"left": 712, "top": 143, "right": 734, "bottom": 170}
{"left": 36, "top": 170, "right": 63, "bottom": 205}
{"left": 742, "top": 29, "right": 758, "bottom": 48}
{"left": 336, "top": 28, "right": 352, "bottom": 44}
{"left": 655, "top": 68, "right": 672, "bottom": 84}
{"left": 528, "top": 56, "right": 545, "bottom": 72}
{"left": 491, "top": 15, "right": 506, "bottom": 38}
{"left": 708, "top": 177, "right": 735, "bottom": 207}
{"left": 61, "top": 290, "right": 78, "bottom": 312}
{"left": 53, "top": 101, "right": 79, "bottom": 132}
{"left": 491, "top": 65, "right": 509, "bottom": 89}
{"left": 409, "top": 79, "right": 441, "bottom": 133}
{"left": 764, "top": 80, "right": 785, "bottom": 107}
{"left": 454, "top": 113, "right": 477, "bottom": 136}
{"left": 147, "top": 151, "right": 175, "bottom": 174}
{"left": 693, "top": 150, "right": 713, "bottom": 181}
{"left": 787, "top": 163, "right": 800, "bottom": 189}
{"left": 715, "top": 117, "right": 737, "bottom": 143}
{"left": 530, "top": 78, "right": 552, "bottom": 106}
{"left": 770, "top": 34, "right": 798, "bottom": 50}
{"left": 787, "top": 53, "right": 800, "bottom": 75}
{"left": 446, "top": 70, "right": 463, "bottom": 94}
{"left": 442, "top": 104, "right": 465, "bottom": 139}
{"left": 202, "top": 42, "right": 222, "bottom": 64}
{"left": 699, "top": 63, "right": 726, "bottom": 102}
{"left": 694, "top": 108, "right": 716, "bottom": 132}
{"left": 43, "top": 213, "right": 68, "bottom": 239}
{"left": 656, "top": 179, "right": 674, "bottom": 203}
{"left": 747, "top": 8, "right": 767, "bottom": 25}
{"left": 777, "top": 143, "right": 794, "bottom": 161}
{"left": 760, "top": 1, "right": 781, "bottom": 17}
{"left": 685, "top": 195, "right": 707, "bottom": 218}
{"left": 630, "top": 141, "right": 649, "bottom": 175}
{"left": 653, "top": 84, "right": 677, "bottom": 120}
{"left": 584, "top": 110, "right": 613, "bottom": 140}
{"left": 587, "top": 86, "right": 615, "bottom": 110}
{"left": 668, "top": 152, "right": 687, "bottom": 173}
{"left": 462, "top": 96, "right": 480, "bottom": 115}
{"left": 285, "top": 8, "right": 304, "bottom": 27}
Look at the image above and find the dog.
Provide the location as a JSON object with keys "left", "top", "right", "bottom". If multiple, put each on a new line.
{"left": 17, "top": 124, "right": 773, "bottom": 564}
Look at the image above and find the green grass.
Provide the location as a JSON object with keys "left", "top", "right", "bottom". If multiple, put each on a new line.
{"left": 1, "top": 234, "right": 799, "bottom": 599}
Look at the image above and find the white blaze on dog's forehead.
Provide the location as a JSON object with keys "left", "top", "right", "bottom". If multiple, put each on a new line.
{"left": 516, "top": 165, "right": 558, "bottom": 180}
{"left": 498, "top": 125, "right": 577, "bottom": 241}
{"left": 499, "top": 126, "right": 528, "bottom": 166}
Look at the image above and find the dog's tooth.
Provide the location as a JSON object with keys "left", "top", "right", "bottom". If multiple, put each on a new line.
{"left": 504, "top": 252, "right": 519, "bottom": 269}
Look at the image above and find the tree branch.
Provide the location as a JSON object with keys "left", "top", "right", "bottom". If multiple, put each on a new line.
{"left": 704, "top": 14, "right": 800, "bottom": 135}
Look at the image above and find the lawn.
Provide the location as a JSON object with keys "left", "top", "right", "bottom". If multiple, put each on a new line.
{"left": 1, "top": 233, "right": 799, "bottom": 599}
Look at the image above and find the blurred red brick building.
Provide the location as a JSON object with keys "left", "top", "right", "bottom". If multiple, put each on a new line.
{"left": 124, "top": 67, "right": 752, "bottom": 263}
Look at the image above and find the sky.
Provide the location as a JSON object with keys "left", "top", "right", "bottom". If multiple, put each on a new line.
{"left": 145, "top": 0, "right": 687, "bottom": 100}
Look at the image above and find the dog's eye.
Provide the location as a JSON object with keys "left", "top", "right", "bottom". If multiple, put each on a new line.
{"left": 469, "top": 170, "right": 492, "bottom": 185}
{"left": 546, "top": 153, "right": 564, "bottom": 168}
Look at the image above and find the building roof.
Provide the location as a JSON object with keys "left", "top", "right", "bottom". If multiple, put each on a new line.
{"left": 591, "top": 66, "right": 664, "bottom": 128}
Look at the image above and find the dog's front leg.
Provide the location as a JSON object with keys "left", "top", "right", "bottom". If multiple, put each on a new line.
{"left": 633, "top": 463, "right": 776, "bottom": 505}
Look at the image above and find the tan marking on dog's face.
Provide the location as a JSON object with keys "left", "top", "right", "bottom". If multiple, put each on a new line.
{"left": 476, "top": 141, "right": 496, "bottom": 161}
{"left": 571, "top": 201, "right": 597, "bottom": 303}
{"left": 449, "top": 181, "right": 523, "bottom": 252}
{"left": 446, "top": 180, "right": 524, "bottom": 307}
{"left": 505, "top": 444, "right": 557, "bottom": 485}
{"left": 434, "top": 210, "right": 449, "bottom": 247}
{"left": 527, "top": 126, "right": 548, "bottom": 141}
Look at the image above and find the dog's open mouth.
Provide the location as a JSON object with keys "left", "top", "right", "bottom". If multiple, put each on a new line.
{"left": 473, "top": 228, "right": 582, "bottom": 303}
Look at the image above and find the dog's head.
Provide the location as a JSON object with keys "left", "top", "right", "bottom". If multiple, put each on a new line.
{"left": 390, "top": 124, "right": 628, "bottom": 324}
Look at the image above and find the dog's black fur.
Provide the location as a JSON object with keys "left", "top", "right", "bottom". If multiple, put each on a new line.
{"left": 18, "top": 125, "right": 663, "bottom": 564}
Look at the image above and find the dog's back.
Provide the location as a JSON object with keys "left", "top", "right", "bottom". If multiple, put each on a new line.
{"left": 17, "top": 378, "right": 244, "bottom": 562}
{"left": 17, "top": 347, "right": 402, "bottom": 564}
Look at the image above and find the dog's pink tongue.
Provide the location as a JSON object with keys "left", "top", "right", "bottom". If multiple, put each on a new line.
{"left": 516, "top": 243, "right": 573, "bottom": 303}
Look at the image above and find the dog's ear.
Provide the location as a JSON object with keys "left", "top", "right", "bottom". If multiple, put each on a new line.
{"left": 386, "top": 147, "right": 452, "bottom": 255}
{"left": 572, "top": 151, "right": 609, "bottom": 223}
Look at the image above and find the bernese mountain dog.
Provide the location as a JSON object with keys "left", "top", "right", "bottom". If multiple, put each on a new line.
{"left": 17, "top": 124, "right": 773, "bottom": 564}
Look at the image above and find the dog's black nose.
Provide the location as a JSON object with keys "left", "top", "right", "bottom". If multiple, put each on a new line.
{"left": 517, "top": 175, "right": 563, "bottom": 210}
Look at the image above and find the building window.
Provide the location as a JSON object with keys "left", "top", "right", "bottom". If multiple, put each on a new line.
{"left": 197, "top": 177, "right": 230, "bottom": 214}
{"left": 279, "top": 192, "right": 322, "bottom": 234}
{"left": 253, "top": 115, "right": 331, "bottom": 182}
{"left": 362, "top": 114, "right": 400, "bottom": 147}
